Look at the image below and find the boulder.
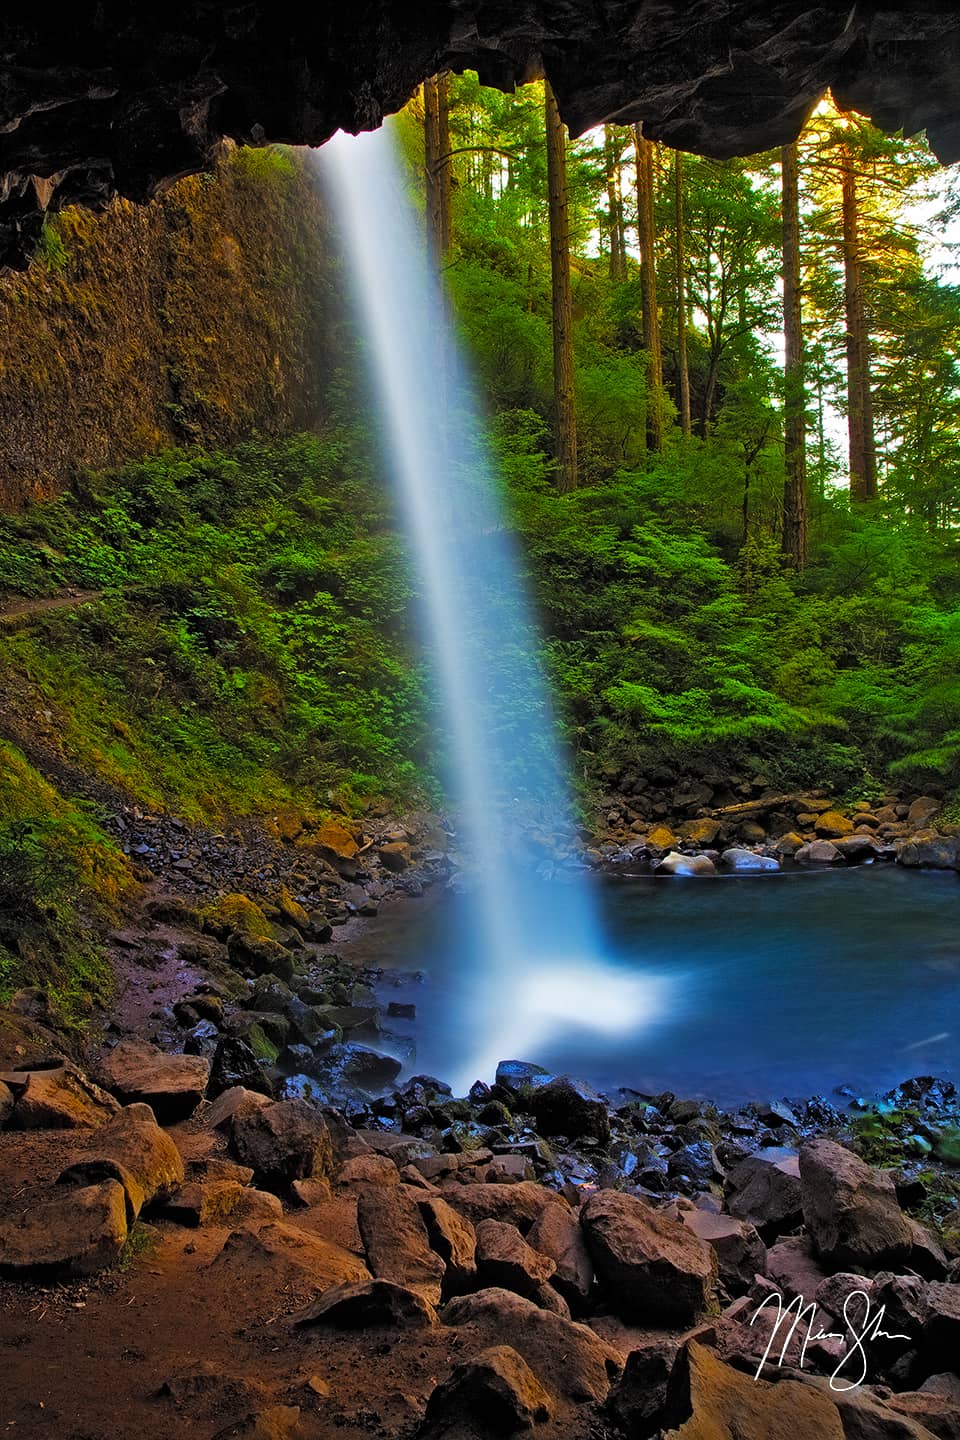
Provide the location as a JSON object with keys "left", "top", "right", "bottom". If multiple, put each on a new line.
{"left": 660, "top": 1341, "right": 844, "bottom": 1439}
{"left": 293, "top": 1278, "right": 437, "bottom": 1329}
{"left": 99, "top": 1039, "right": 210, "bottom": 1122}
{"left": 8, "top": 1064, "right": 120, "bottom": 1129}
{"left": 898, "top": 832, "right": 960, "bottom": 870}
{"left": 0, "top": 1180, "right": 128, "bottom": 1278}
{"left": 605, "top": 1336, "right": 680, "bottom": 1438}
{"left": 203, "top": 1085, "right": 272, "bottom": 1131}
{"left": 724, "top": 1153, "right": 803, "bottom": 1238}
{"left": 908, "top": 797, "right": 942, "bottom": 828}
{"left": 357, "top": 1185, "right": 446, "bottom": 1306}
{"left": 795, "top": 840, "right": 842, "bottom": 864}
{"left": 58, "top": 1102, "right": 185, "bottom": 1219}
{"left": 922, "top": 1282, "right": 960, "bottom": 1374}
{"left": 527, "top": 1075, "right": 610, "bottom": 1144}
{"left": 231, "top": 1099, "right": 333, "bottom": 1192}
{"left": 442, "top": 1288, "right": 620, "bottom": 1403}
{"left": 495, "top": 1060, "right": 549, "bottom": 1094}
{"left": 336, "top": 1154, "right": 401, "bottom": 1188}
{"left": 379, "top": 841, "right": 411, "bottom": 872}
{"left": 800, "top": 1138, "right": 913, "bottom": 1269}
{"left": 815, "top": 811, "right": 854, "bottom": 838}
{"left": 227, "top": 932, "right": 296, "bottom": 981}
{"left": 528, "top": 1203, "right": 594, "bottom": 1307}
{"left": 718, "top": 849, "right": 779, "bottom": 873}
{"left": 475, "top": 1218, "right": 557, "bottom": 1302}
{"left": 231, "top": 1189, "right": 284, "bottom": 1225}
{"left": 765, "top": 1234, "right": 828, "bottom": 1302}
{"left": 658, "top": 852, "right": 718, "bottom": 877}
{"left": 160, "top": 1180, "right": 247, "bottom": 1227}
{"left": 679, "top": 819, "right": 722, "bottom": 846}
{"left": 647, "top": 826, "right": 678, "bottom": 850}
{"left": 419, "top": 1195, "right": 478, "bottom": 1296}
{"left": 680, "top": 1209, "right": 766, "bottom": 1294}
{"left": 440, "top": 1182, "right": 568, "bottom": 1234}
{"left": 833, "top": 833, "right": 882, "bottom": 862}
{"left": 580, "top": 1189, "right": 716, "bottom": 1323}
{"left": 774, "top": 831, "right": 806, "bottom": 857}
{"left": 208, "top": 1037, "right": 274, "bottom": 1100}
{"left": 209, "top": 1222, "right": 370, "bottom": 1307}
{"left": 0, "top": 1079, "right": 12, "bottom": 1127}
{"left": 420, "top": 1346, "right": 552, "bottom": 1435}
{"left": 278, "top": 885, "right": 310, "bottom": 931}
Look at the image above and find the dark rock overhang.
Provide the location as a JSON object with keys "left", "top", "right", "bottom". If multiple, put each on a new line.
{"left": 2, "top": 3, "right": 959, "bottom": 268}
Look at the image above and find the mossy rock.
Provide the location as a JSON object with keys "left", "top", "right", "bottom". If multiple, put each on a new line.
{"left": 933, "top": 1127, "right": 960, "bottom": 1166}
{"left": 201, "top": 893, "right": 271, "bottom": 942}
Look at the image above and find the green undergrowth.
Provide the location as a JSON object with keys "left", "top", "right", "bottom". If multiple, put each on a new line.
{"left": 0, "top": 432, "right": 433, "bottom": 823}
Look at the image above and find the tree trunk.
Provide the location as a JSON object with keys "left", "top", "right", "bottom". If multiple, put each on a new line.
{"left": 674, "top": 150, "right": 691, "bottom": 437}
{"left": 841, "top": 148, "right": 877, "bottom": 502}
{"left": 424, "top": 73, "right": 452, "bottom": 265}
{"left": 545, "top": 79, "right": 578, "bottom": 492}
{"left": 634, "top": 124, "right": 663, "bottom": 451}
{"left": 780, "top": 141, "right": 808, "bottom": 567}
{"left": 604, "top": 126, "right": 627, "bottom": 283}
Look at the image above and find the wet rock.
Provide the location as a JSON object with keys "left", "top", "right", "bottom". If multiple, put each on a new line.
{"left": 718, "top": 848, "right": 779, "bottom": 873}
{"left": 59, "top": 1102, "right": 185, "bottom": 1219}
{"left": 580, "top": 1189, "right": 717, "bottom": 1323}
{"left": 8, "top": 1063, "right": 120, "bottom": 1129}
{"left": 293, "top": 1278, "right": 437, "bottom": 1329}
{"left": 898, "top": 831, "right": 960, "bottom": 869}
{"left": 0, "top": 1180, "right": 128, "bottom": 1278}
{"left": 680, "top": 1210, "right": 766, "bottom": 1295}
{"left": 661, "top": 1340, "right": 844, "bottom": 1440}
{"left": 442, "top": 1289, "right": 619, "bottom": 1403}
{"left": 419, "top": 1196, "right": 478, "bottom": 1296}
{"left": 833, "top": 833, "right": 882, "bottom": 862}
{"left": 227, "top": 932, "right": 296, "bottom": 981}
{"left": 99, "top": 1039, "right": 210, "bottom": 1122}
{"left": 419, "top": 1345, "right": 552, "bottom": 1435}
{"left": 208, "top": 1036, "right": 274, "bottom": 1100}
{"left": 475, "top": 1218, "right": 556, "bottom": 1301}
{"left": 527, "top": 1075, "right": 610, "bottom": 1144}
{"left": 495, "top": 1061, "right": 549, "bottom": 1094}
{"left": 668, "top": 1141, "right": 723, "bottom": 1188}
{"left": 357, "top": 1185, "right": 446, "bottom": 1306}
{"left": 315, "top": 1042, "right": 402, "bottom": 1096}
{"left": 794, "top": 840, "right": 843, "bottom": 864}
{"left": 231, "top": 1099, "right": 333, "bottom": 1193}
{"left": 658, "top": 851, "right": 718, "bottom": 877}
{"left": 724, "top": 1153, "right": 803, "bottom": 1239}
{"left": 440, "top": 1182, "right": 568, "bottom": 1233}
{"left": 800, "top": 1138, "right": 913, "bottom": 1270}
{"left": 160, "top": 1180, "right": 246, "bottom": 1227}
{"left": 528, "top": 1202, "right": 594, "bottom": 1308}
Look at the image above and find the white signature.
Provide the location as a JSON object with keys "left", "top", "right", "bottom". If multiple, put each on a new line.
{"left": 750, "top": 1289, "right": 910, "bottom": 1391}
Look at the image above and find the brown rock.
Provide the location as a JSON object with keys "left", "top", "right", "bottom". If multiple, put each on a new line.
{"left": 440, "top": 1181, "right": 568, "bottom": 1233}
{"left": 379, "top": 841, "right": 411, "bottom": 872}
{"left": 724, "top": 1153, "right": 803, "bottom": 1238}
{"left": 336, "top": 1154, "right": 400, "bottom": 1187}
{"left": 795, "top": 839, "right": 843, "bottom": 864}
{"left": 922, "top": 1282, "right": 960, "bottom": 1374}
{"left": 680, "top": 1209, "right": 766, "bottom": 1294}
{"left": 581, "top": 1189, "right": 717, "bottom": 1323}
{"left": 99, "top": 1040, "right": 209, "bottom": 1122}
{"left": 231, "top": 1099, "right": 333, "bottom": 1193}
{"left": 419, "top": 1195, "right": 478, "bottom": 1296}
{"left": 774, "top": 831, "right": 806, "bottom": 857}
{"left": 800, "top": 1138, "right": 913, "bottom": 1269}
{"left": 357, "top": 1185, "right": 446, "bottom": 1306}
{"left": 798, "top": 1377, "right": 941, "bottom": 1440}
{"left": 420, "top": 1345, "right": 552, "bottom": 1435}
{"left": 0, "top": 1179, "right": 128, "bottom": 1278}
{"left": 8, "top": 1064, "right": 120, "bottom": 1130}
{"left": 231, "top": 1188, "right": 284, "bottom": 1224}
{"left": 158, "top": 1361, "right": 268, "bottom": 1418}
{"left": 475, "top": 1218, "right": 556, "bottom": 1303}
{"left": 292, "top": 1278, "right": 437, "bottom": 1329}
{"left": 662, "top": 1341, "right": 844, "bottom": 1439}
{"left": 290, "top": 1177, "right": 333, "bottom": 1207}
{"left": 58, "top": 1102, "right": 185, "bottom": 1219}
{"left": 192, "top": 1157, "right": 256, "bottom": 1186}
{"left": 647, "top": 825, "right": 678, "bottom": 850}
{"left": 888, "top": 1378, "right": 960, "bottom": 1440}
{"left": 680, "top": 819, "right": 722, "bottom": 846}
{"left": 308, "top": 818, "right": 359, "bottom": 862}
{"left": 441, "top": 1288, "right": 620, "bottom": 1403}
{"left": 212, "top": 1406, "right": 303, "bottom": 1440}
{"left": 605, "top": 1335, "right": 679, "bottom": 1437}
{"left": 908, "top": 797, "right": 942, "bottom": 828}
{"left": 161, "top": 1180, "right": 246, "bottom": 1227}
{"left": 278, "top": 885, "right": 310, "bottom": 931}
{"left": 528, "top": 1202, "right": 594, "bottom": 1308}
{"left": 209, "top": 1222, "right": 370, "bottom": 1308}
{"left": 203, "top": 1086, "right": 272, "bottom": 1132}
{"left": 765, "top": 1234, "right": 827, "bottom": 1302}
{"left": 0, "top": 1079, "right": 12, "bottom": 1127}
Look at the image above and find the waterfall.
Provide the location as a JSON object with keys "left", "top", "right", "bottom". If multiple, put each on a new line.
{"left": 320, "top": 124, "right": 655, "bottom": 1088}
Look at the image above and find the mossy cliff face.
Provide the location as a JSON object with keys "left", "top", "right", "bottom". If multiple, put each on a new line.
{"left": 0, "top": 145, "right": 333, "bottom": 511}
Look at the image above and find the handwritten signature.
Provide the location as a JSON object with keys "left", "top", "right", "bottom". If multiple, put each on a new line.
{"left": 750, "top": 1289, "right": 911, "bottom": 1391}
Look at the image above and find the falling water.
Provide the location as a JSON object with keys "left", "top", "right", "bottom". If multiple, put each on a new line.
{"left": 321, "top": 125, "right": 658, "bottom": 1087}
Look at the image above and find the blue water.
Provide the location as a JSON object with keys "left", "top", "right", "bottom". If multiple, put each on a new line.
{"left": 356, "top": 866, "right": 960, "bottom": 1107}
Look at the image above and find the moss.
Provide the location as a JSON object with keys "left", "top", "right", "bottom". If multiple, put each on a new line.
{"left": 202, "top": 893, "right": 272, "bottom": 940}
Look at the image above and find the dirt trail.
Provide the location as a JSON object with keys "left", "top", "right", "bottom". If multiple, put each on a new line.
{"left": 0, "top": 588, "right": 103, "bottom": 624}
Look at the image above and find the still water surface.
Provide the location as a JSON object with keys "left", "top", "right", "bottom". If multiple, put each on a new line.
{"left": 352, "top": 867, "right": 960, "bottom": 1106}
